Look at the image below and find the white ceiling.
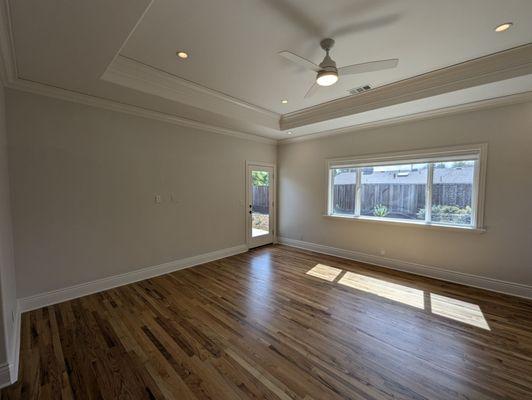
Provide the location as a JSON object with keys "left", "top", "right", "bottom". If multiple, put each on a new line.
{"left": 5, "top": 0, "right": 532, "bottom": 140}
{"left": 122, "top": 0, "right": 532, "bottom": 114}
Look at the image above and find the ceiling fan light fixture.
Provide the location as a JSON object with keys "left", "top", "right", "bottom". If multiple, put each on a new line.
{"left": 316, "top": 70, "right": 338, "bottom": 86}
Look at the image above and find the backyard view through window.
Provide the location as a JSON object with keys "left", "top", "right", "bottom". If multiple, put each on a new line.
{"left": 251, "top": 170, "right": 270, "bottom": 237}
{"left": 360, "top": 163, "right": 427, "bottom": 221}
{"left": 328, "top": 150, "right": 481, "bottom": 228}
{"left": 331, "top": 168, "right": 357, "bottom": 216}
{"left": 431, "top": 161, "right": 474, "bottom": 225}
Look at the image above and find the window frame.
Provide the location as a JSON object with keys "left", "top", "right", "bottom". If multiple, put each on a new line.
{"left": 325, "top": 144, "right": 487, "bottom": 232}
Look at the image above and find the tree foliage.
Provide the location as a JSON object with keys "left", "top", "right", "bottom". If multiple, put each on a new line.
{"left": 252, "top": 171, "right": 269, "bottom": 186}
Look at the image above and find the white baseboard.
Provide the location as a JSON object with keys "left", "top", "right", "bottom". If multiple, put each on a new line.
{"left": 0, "top": 363, "right": 10, "bottom": 389}
{"left": 18, "top": 244, "right": 248, "bottom": 313}
{"left": 278, "top": 237, "right": 532, "bottom": 299}
{"left": 0, "top": 305, "right": 21, "bottom": 389}
{"left": 9, "top": 306, "right": 21, "bottom": 384}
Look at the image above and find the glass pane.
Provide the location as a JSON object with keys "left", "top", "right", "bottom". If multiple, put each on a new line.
{"left": 431, "top": 160, "right": 475, "bottom": 226}
{"left": 331, "top": 168, "right": 357, "bottom": 215}
{"left": 251, "top": 170, "right": 269, "bottom": 237}
{"left": 360, "top": 164, "right": 427, "bottom": 220}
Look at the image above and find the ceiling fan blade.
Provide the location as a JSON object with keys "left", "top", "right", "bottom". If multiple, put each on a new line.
{"left": 278, "top": 51, "right": 320, "bottom": 72}
{"left": 338, "top": 59, "right": 399, "bottom": 75}
{"left": 304, "top": 82, "right": 320, "bottom": 98}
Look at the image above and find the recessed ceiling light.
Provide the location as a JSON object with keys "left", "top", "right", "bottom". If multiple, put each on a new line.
{"left": 287, "top": 131, "right": 293, "bottom": 135}
{"left": 281, "top": 99, "right": 288, "bottom": 104}
{"left": 494, "top": 22, "right": 513, "bottom": 32}
{"left": 177, "top": 51, "right": 189, "bottom": 59}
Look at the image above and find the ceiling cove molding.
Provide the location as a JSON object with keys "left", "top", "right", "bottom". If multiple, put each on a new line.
{"left": 281, "top": 44, "right": 532, "bottom": 130}
{"left": 6, "top": 78, "right": 277, "bottom": 144}
{"left": 0, "top": 7, "right": 274, "bottom": 145}
{"left": 105, "top": 0, "right": 155, "bottom": 71}
{"left": 101, "top": 55, "right": 280, "bottom": 130}
{"left": 280, "top": 90, "right": 532, "bottom": 144}
{"left": 0, "top": 4, "right": 275, "bottom": 145}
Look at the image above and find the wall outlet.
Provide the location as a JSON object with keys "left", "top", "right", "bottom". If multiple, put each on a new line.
{"left": 379, "top": 248, "right": 386, "bottom": 256}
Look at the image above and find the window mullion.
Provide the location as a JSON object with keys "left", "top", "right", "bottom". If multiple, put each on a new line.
{"left": 470, "top": 160, "right": 479, "bottom": 227}
{"left": 354, "top": 168, "right": 362, "bottom": 217}
{"left": 426, "top": 163, "right": 434, "bottom": 223}
{"left": 328, "top": 168, "right": 333, "bottom": 215}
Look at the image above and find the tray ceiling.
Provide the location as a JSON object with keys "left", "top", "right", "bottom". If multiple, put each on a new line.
{"left": 4, "top": 0, "right": 532, "bottom": 140}
{"left": 121, "top": 0, "right": 532, "bottom": 113}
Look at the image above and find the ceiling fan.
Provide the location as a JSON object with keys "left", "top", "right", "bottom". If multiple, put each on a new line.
{"left": 279, "top": 38, "right": 399, "bottom": 98}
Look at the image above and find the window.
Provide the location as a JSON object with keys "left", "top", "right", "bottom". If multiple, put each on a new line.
{"left": 331, "top": 168, "right": 357, "bottom": 216}
{"left": 327, "top": 145, "right": 486, "bottom": 230}
{"left": 360, "top": 163, "right": 427, "bottom": 221}
{"left": 431, "top": 161, "right": 475, "bottom": 225}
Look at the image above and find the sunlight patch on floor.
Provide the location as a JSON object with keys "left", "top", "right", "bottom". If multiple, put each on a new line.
{"left": 306, "top": 264, "right": 343, "bottom": 281}
{"left": 430, "top": 293, "right": 490, "bottom": 330}
{"left": 306, "top": 264, "right": 491, "bottom": 330}
{"left": 338, "top": 271, "right": 425, "bottom": 309}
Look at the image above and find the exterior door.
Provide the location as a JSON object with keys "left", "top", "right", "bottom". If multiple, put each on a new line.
{"left": 247, "top": 163, "right": 275, "bottom": 248}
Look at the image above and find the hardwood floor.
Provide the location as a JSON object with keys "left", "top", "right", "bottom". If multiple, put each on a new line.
{"left": 3, "top": 244, "right": 532, "bottom": 399}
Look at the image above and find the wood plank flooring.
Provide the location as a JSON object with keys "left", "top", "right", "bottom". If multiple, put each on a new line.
{"left": 3, "top": 244, "right": 532, "bottom": 399}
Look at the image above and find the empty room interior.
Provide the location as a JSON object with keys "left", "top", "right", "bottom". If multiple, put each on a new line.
{"left": 1, "top": 0, "right": 532, "bottom": 399}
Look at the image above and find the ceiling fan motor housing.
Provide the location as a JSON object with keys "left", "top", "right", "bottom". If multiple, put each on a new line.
{"left": 319, "top": 38, "right": 337, "bottom": 72}
{"left": 320, "top": 38, "right": 335, "bottom": 51}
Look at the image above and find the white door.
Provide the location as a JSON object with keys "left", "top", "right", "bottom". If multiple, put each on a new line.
{"left": 247, "top": 163, "right": 275, "bottom": 248}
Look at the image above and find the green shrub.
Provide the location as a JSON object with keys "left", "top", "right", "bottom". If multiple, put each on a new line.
{"left": 417, "top": 205, "right": 472, "bottom": 224}
{"left": 373, "top": 204, "right": 389, "bottom": 217}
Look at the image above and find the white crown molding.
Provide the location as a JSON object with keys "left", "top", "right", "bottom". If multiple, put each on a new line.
{"left": 6, "top": 78, "right": 277, "bottom": 144}
{"left": 278, "top": 237, "right": 532, "bottom": 299}
{"left": 280, "top": 90, "right": 532, "bottom": 144}
{"left": 281, "top": 44, "right": 532, "bottom": 130}
{"left": 6, "top": 75, "right": 532, "bottom": 147}
{"left": 102, "top": 55, "right": 280, "bottom": 129}
{"left": 18, "top": 244, "right": 248, "bottom": 313}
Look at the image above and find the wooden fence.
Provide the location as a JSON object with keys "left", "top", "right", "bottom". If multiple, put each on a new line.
{"left": 252, "top": 186, "right": 269, "bottom": 214}
{"left": 333, "top": 183, "right": 471, "bottom": 217}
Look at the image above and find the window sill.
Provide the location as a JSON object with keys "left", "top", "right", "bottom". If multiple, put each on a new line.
{"left": 323, "top": 214, "right": 486, "bottom": 233}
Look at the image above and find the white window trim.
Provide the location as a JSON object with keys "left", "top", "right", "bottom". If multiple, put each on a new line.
{"left": 325, "top": 143, "right": 488, "bottom": 232}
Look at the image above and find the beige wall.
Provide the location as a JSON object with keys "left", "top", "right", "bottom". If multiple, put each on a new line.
{"left": 278, "top": 102, "right": 532, "bottom": 286}
{"left": 0, "top": 84, "right": 17, "bottom": 366}
{"left": 6, "top": 89, "right": 276, "bottom": 298}
{"left": 5, "top": 88, "right": 532, "bottom": 301}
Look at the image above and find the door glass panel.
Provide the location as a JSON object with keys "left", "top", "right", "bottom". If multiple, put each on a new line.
{"left": 251, "top": 170, "right": 270, "bottom": 237}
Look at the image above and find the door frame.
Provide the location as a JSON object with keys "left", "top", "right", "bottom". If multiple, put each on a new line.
{"left": 245, "top": 161, "right": 276, "bottom": 248}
